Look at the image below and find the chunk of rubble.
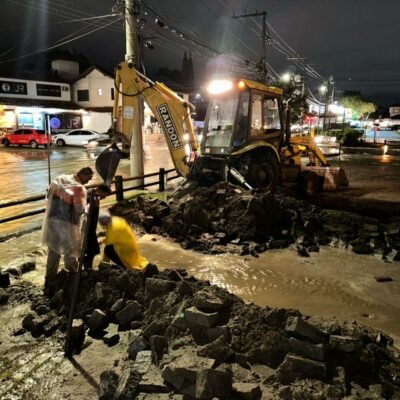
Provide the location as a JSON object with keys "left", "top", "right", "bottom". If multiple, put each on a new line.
{"left": 329, "top": 335, "right": 363, "bottom": 352}
{"left": 162, "top": 354, "right": 215, "bottom": 396}
{"left": 88, "top": 309, "right": 109, "bottom": 333}
{"left": 197, "top": 334, "right": 234, "bottom": 363}
{"left": 116, "top": 300, "right": 142, "bottom": 326}
{"left": 99, "top": 370, "right": 119, "bottom": 400}
{"left": 285, "top": 316, "right": 328, "bottom": 343}
{"left": 232, "top": 382, "right": 262, "bottom": 400}
{"left": 138, "top": 364, "right": 169, "bottom": 394}
{"left": 113, "top": 367, "right": 141, "bottom": 400}
{"left": 195, "top": 368, "right": 232, "bottom": 399}
{"left": 192, "top": 288, "right": 229, "bottom": 311}
{"left": 274, "top": 354, "right": 327, "bottom": 384}
{"left": 184, "top": 306, "right": 219, "bottom": 328}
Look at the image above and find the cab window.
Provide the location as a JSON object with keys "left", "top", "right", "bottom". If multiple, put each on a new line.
{"left": 263, "top": 98, "right": 281, "bottom": 131}
{"left": 251, "top": 94, "right": 263, "bottom": 138}
{"left": 233, "top": 92, "right": 249, "bottom": 146}
{"left": 250, "top": 94, "right": 281, "bottom": 139}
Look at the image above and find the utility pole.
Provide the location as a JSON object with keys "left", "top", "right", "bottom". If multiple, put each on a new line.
{"left": 324, "top": 76, "right": 335, "bottom": 131}
{"left": 125, "top": 0, "right": 144, "bottom": 184}
{"left": 232, "top": 11, "right": 268, "bottom": 82}
{"left": 287, "top": 57, "right": 307, "bottom": 96}
{"left": 287, "top": 56, "right": 307, "bottom": 130}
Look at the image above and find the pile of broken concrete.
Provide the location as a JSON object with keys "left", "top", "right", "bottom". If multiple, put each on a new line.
{"left": 18, "top": 264, "right": 400, "bottom": 399}
{"left": 110, "top": 182, "right": 400, "bottom": 261}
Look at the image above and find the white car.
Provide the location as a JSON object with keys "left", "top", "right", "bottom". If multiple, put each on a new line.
{"left": 53, "top": 129, "right": 108, "bottom": 147}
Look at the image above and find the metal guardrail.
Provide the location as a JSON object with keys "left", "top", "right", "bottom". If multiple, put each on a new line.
{"left": 0, "top": 167, "right": 179, "bottom": 225}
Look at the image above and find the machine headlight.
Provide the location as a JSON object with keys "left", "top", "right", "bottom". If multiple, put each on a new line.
{"left": 207, "top": 80, "right": 233, "bottom": 95}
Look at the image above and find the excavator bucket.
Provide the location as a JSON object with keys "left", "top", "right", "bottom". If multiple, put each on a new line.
{"left": 301, "top": 165, "right": 349, "bottom": 191}
{"left": 286, "top": 135, "right": 349, "bottom": 192}
{"left": 95, "top": 143, "right": 127, "bottom": 184}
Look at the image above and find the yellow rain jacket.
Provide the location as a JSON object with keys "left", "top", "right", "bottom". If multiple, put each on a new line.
{"left": 103, "top": 216, "right": 148, "bottom": 269}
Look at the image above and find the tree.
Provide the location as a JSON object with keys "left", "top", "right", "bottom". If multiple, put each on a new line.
{"left": 274, "top": 78, "right": 308, "bottom": 123}
{"left": 340, "top": 91, "right": 376, "bottom": 120}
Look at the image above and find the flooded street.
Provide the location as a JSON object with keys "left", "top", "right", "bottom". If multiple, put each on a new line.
{"left": 0, "top": 135, "right": 174, "bottom": 236}
{"left": 1, "top": 231, "right": 399, "bottom": 344}
{"left": 1, "top": 138, "right": 400, "bottom": 399}
{"left": 0, "top": 138, "right": 400, "bottom": 341}
{"left": 142, "top": 236, "right": 400, "bottom": 342}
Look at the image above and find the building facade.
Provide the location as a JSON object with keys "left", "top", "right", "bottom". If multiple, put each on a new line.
{"left": 0, "top": 57, "right": 115, "bottom": 134}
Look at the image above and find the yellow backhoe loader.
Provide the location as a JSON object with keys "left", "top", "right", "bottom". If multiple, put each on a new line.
{"left": 96, "top": 61, "right": 348, "bottom": 194}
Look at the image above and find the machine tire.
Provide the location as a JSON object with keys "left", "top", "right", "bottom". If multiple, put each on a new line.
{"left": 30, "top": 140, "right": 38, "bottom": 149}
{"left": 3, "top": 139, "right": 10, "bottom": 146}
{"left": 56, "top": 139, "right": 65, "bottom": 146}
{"left": 247, "top": 153, "right": 280, "bottom": 191}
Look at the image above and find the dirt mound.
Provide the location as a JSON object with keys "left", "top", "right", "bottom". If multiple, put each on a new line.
{"left": 15, "top": 265, "right": 400, "bottom": 399}
{"left": 110, "top": 182, "right": 400, "bottom": 260}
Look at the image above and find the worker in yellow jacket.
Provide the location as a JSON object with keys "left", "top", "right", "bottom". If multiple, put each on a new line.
{"left": 98, "top": 213, "right": 148, "bottom": 270}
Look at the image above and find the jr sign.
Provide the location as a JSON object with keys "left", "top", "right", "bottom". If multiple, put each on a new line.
{"left": 0, "top": 80, "right": 27, "bottom": 95}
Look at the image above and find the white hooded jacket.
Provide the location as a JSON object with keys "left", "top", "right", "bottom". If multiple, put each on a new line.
{"left": 41, "top": 174, "right": 87, "bottom": 256}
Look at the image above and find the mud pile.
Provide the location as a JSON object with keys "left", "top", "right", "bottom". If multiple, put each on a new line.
{"left": 110, "top": 182, "right": 400, "bottom": 260}
{"left": 17, "top": 265, "right": 400, "bottom": 399}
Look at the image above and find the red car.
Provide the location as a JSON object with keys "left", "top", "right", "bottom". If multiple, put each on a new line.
{"left": 1, "top": 128, "right": 53, "bottom": 148}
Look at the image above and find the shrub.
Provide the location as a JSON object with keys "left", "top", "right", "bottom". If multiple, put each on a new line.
{"left": 320, "top": 128, "right": 363, "bottom": 146}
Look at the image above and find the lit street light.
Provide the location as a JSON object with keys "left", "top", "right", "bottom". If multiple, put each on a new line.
{"left": 281, "top": 72, "right": 291, "bottom": 83}
{"left": 317, "top": 84, "right": 328, "bottom": 131}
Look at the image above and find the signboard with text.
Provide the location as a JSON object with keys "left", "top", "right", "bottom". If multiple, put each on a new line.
{"left": 0, "top": 80, "right": 27, "bottom": 95}
{"left": 36, "top": 83, "right": 61, "bottom": 97}
{"left": 47, "top": 113, "right": 82, "bottom": 131}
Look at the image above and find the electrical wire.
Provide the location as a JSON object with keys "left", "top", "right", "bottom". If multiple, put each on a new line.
{"left": 5, "top": 0, "right": 123, "bottom": 34}
{"left": 0, "top": 14, "right": 119, "bottom": 32}
{"left": 141, "top": 1, "right": 264, "bottom": 80}
{"left": 0, "top": 16, "right": 123, "bottom": 65}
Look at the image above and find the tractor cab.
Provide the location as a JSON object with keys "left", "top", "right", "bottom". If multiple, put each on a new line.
{"left": 190, "top": 79, "right": 286, "bottom": 188}
{"left": 201, "top": 79, "right": 285, "bottom": 156}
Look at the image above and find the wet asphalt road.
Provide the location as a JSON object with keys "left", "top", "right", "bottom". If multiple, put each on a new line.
{"left": 0, "top": 136, "right": 174, "bottom": 236}
{"left": 0, "top": 135, "right": 400, "bottom": 236}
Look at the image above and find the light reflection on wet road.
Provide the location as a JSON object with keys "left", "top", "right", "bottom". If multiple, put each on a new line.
{"left": 0, "top": 135, "right": 174, "bottom": 236}
{"left": 1, "top": 138, "right": 400, "bottom": 236}
{"left": 0, "top": 140, "right": 400, "bottom": 340}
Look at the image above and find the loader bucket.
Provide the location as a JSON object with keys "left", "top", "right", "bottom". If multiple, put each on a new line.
{"left": 301, "top": 166, "right": 349, "bottom": 191}
{"left": 95, "top": 143, "right": 126, "bottom": 184}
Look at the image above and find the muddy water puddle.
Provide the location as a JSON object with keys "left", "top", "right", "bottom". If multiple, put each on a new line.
{"left": 1, "top": 232, "right": 400, "bottom": 342}
{"left": 139, "top": 235, "right": 400, "bottom": 341}
{"left": 0, "top": 303, "right": 64, "bottom": 400}
{"left": 0, "top": 301, "right": 135, "bottom": 399}
{"left": 1, "top": 233, "right": 400, "bottom": 399}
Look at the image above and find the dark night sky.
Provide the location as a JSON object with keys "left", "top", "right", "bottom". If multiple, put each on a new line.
{"left": 1, "top": 0, "right": 400, "bottom": 106}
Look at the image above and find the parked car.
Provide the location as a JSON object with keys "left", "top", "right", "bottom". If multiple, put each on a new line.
{"left": 370, "top": 118, "right": 400, "bottom": 131}
{"left": 53, "top": 129, "right": 108, "bottom": 147}
{"left": 1, "top": 128, "right": 52, "bottom": 148}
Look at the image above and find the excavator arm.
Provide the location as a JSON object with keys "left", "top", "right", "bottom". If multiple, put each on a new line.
{"left": 109, "top": 62, "right": 199, "bottom": 178}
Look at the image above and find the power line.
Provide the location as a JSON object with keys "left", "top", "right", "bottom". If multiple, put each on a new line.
{"left": 142, "top": 1, "right": 268, "bottom": 81}
{"left": 5, "top": 0, "right": 122, "bottom": 33}
{"left": 0, "top": 14, "right": 119, "bottom": 32}
{"left": 0, "top": 16, "right": 123, "bottom": 65}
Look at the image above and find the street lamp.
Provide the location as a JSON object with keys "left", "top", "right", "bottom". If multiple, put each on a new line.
{"left": 317, "top": 85, "right": 327, "bottom": 131}
{"left": 281, "top": 72, "right": 291, "bottom": 83}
